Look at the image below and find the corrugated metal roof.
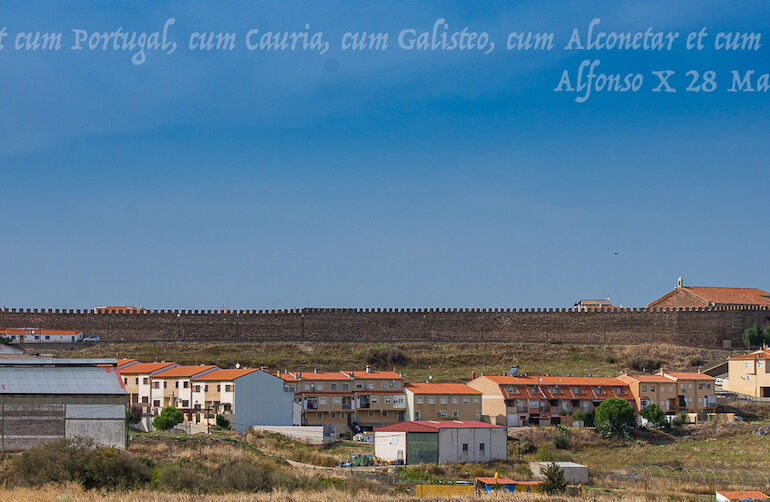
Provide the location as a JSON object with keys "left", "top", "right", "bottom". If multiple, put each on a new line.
{"left": 0, "top": 358, "right": 117, "bottom": 366}
{"left": 0, "top": 366, "right": 126, "bottom": 395}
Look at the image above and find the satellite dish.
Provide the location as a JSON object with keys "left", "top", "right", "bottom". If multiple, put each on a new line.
{"left": 235, "top": 363, "right": 240, "bottom": 369}
{"left": 506, "top": 366, "right": 519, "bottom": 376}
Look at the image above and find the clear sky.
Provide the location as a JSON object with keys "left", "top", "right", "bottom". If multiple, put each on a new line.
{"left": 1, "top": 1, "right": 768, "bottom": 310}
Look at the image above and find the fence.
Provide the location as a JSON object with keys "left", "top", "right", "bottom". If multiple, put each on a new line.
{"left": 606, "top": 465, "right": 770, "bottom": 491}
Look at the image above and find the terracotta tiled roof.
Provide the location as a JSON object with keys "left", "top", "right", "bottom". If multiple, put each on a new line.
{"left": 278, "top": 370, "right": 402, "bottom": 381}
{"left": 345, "top": 370, "right": 403, "bottom": 380}
{"left": 622, "top": 375, "right": 671, "bottom": 383}
{"left": 405, "top": 383, "right": 481, "bottom": 394}
{"left": 715, "top": 490, "right": 769, "bottom": 501}
{"left": 664, "top": 372, "right": 715, "bottom": 381}
{"left": 154, "top": 365, "right": 218, "bottom": 378}
{"left": 483, "top": 375, "right": 632, "bottom": 400}
{"left": 683, "top": 287, "right": 770, "bottom": 306}
{"left": 730, "top": 350, "right": 770, "bottom": 360}
{"left": 192, "top": 368, "right": 258, "bottom": 381}
{"left": 1, "top": 328, "right": 82, "bottom": 335}
{"left": 118, "top": 362, "right": 178, "bottom": 374}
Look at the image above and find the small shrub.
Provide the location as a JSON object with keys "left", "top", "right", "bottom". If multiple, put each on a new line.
{"left": 687, "top": 355, "right": 704, "bottom": 367}
{"left": 154, "top": 458, "right": 210, "bottom": 493}
{"left": 215, "top": 414, "right": 230, "bottom": 429}
{"left": 604, "top": 354, "right": 617, "bottom": 364}
{"left": 629, "top": 357, "right": 663, "bottom": 373}
{"left": 534, "top": 444, "right": 558, "bottom": 462}
{"left": 514, "top": 463, "right": 532, "bottom": 477}
{"left": 153, "top": 406, "right": 184, "bottom": 431}
{"left": 552, "top": 432, "right": 569, "bottom": 450}
{"left": 214, "top": 460, "right": 270, "bottom": 492}
{"left": 128, "top": 404, "right": 143, "bottom": 425}
{"left": 571, "top": 410, "right": 594, "bottom": 427}
{"left": 540, "top": 462, "right": 567, "bottom": 495}
{"left": 365, "top": 346, "right": 408, "bottom": 368}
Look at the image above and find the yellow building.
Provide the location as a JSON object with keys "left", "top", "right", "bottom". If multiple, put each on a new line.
{"left": 150, "top": 365, "right": 219, "bottom": 416}
{"left": 118, "top": 361, "right": 178, "bottom": 412}
{"left": 618, "top": 371, "right": 716, "bottom": 413}
{"left": 404, "top": 382, "right": 482, "bottom": 421}
{"left": 728, "top": 349, "right": 770, "bottom": 397}
{"left": 278, "top": 367, "right": 405, "bottom": 436}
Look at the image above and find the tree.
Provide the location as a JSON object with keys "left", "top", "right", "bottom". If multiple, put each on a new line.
{"left": 594, "top": 398, "right": 635, "bottom": 439}
{"left": 152, "top": 406, "right": 184, "bottom": 431}
{"left": 640, "top": 404, "right": 669, "bottom": 430}
{"left": 742, "top": 322, "right": 766, "bottom": 348}
{"left": 215, "top": 414, "right": 230, "bottom": 429}
{"left": 540, "top": 462, "right": 567, "bottom": 495}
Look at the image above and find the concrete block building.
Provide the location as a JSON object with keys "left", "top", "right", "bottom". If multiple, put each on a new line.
{"left": 374, "top": 420, "right": 506, "bottom": 464}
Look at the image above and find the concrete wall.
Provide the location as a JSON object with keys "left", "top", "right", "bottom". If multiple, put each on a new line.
{"left": 2, "top": 305, "right": 768, "bottom": 347}
{"left": 374, "top": 430, "right": 407, "bottom": 462}
{"left": 438, "top": 427, "right": 506, "bottom": 464}
{"left": 233, "top": 370, "right": 294, "bottom": 433}
{"left": 249, "top": 425, "right": 332, "bottom": 445}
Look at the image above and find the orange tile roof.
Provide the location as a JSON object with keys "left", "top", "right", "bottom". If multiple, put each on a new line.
{"left": 192, "top": 368, "right": 259, "bottom": 381}
{"left": 405, "top": 383, "right": 482, "bottom": 394}
{"left": 730, "top": 350, "right": 770, "bottom": 360}
{"left": 119, "top": 362, "right": 177, "bottom": 374}
{"left": 664, "top": 372, "right": 714, "bottom": 381}
{"left": 278, "top": 370, "right": 402, "bottom": 381}
{"left": 683, "top": 287, "right": 770, "bottom": 306}
{"left": 117, "top": 359, "right": 137, "bottom": 366}
{"left": 483, "top": 375, "right": 632, "bottom": 400}
{"left": 1, "top": 328, "right": 82, "bottom": 335}
{"left": 715, "top": 490, "right": 769, "bottom": 501}
{"left": 622, "top": 374, "right": 671, "bottom": 383}
{"left": 154, "top": 365, "right": 218, "bottom": 377}
{"left": 345, "top": 370, "right": 403, "bottom": 380}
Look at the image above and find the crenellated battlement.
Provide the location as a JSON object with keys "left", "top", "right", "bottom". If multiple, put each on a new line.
{"left": 1, "top": 304, "right": 767, "bottom": 347}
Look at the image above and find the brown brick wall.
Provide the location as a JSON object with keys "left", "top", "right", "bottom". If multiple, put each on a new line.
{"left": 1, "top": 306, "right": 768, "bottom": 348}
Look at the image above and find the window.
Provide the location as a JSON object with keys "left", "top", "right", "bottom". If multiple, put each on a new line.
{"left": 368, "top": 382, "right": 375, "bottom": 390}
{"left": 217, "top": 385, "right": 221, "bottom": 392}
{"left": 342, "top": 383, "right": 349, "bottom": 391}
{"left": 381, "top": 411, "right": 387, "bottom": 417}
{"left": 45, "top": 335, "right": 50, "bottom": 340}
{"left": 182, "top": 381, "right": 188, "bottom": 388}
{"left": 688, "top": 383, "right": 693, "bottom": 389}
{"left": 680, "top": 385, "right": 685, "bottom": 392}
{"left": 304, "top": 383, "right": 311, "bottom": 390}
{"left": 316, "top": 412, "right": 322, "bottom": 419}
{"left": 698, "top": 383, "right": 704, "bottom": 390}
{"left": 452, "top": 410, "right": 458, "bottom": 418}
{"left": 123, "top": 378, "right": 128, "bottom": 384}
{"left": 371, "top": 396, "right": 378, "bottom": 404}
{"left": 427, "top": 397, "right": 435, "bottom": 404}
{"left": 461, "top": 396, "right": 469, "bottom": 404}
{"left": 143, "top": 377, "right": 149, "bottom": 384}
{"left": 333, "top": 398, "right": 341, "bottom": 405}
{"left": 479, "top": 443, "right": 485, "bottom": 452}
{"left": 759, "top": 362, "right": 764, "bottom": 368}
{"left": 319, "top": 398, "right": 327, "bottom": 406}
{"left": 330, "top": 383, "right": 337, "bottom": 390}
{"left": 356, "top": 382, "right": 363, "bottom": 389}
{"left": 330, "top": 412, "right": 336, "bottom": 418}
{"left": 439, "top": 410, "right": 447, "bottom": 418}
{"left": 204, "top": 385, "right": 209, "bottom": 392}
{"left": 462, "top": 443, "right": 468, "bottom": 452}
{"left": 745, "top": 362, "right": 750, "bottom": 368}
{"left": 385, "top": 397, "right": 392, "bottom": 404}
{"left": 651, "top": 386, "right": 655, "bottom": 392}
{"left": 182, "top": 400, "right": 189, "bottom": 407}
{"left": 316, "top": 383, "right": 323, "bottom": 390}
{"left": 414, "top": 410, "right": 421, "bottom": 419}
{"left": 416, "top": 396, "right": 424, "bottom": 404}
{"left": 225, "top": 385, "right": 232, "bottom": 392}
{"left": 368, "top": 411, "right": 374, "bottom": 417}
{"left": 153, "top": 400, "right": 160, "bottom": 407}
{"left": 641, "top": 385, "right": 647, "bottom": 392}
{"left": 153, "top": 381, "right": 160, "bottom": 389}
{"left": 393, "top": 382, "right": 401, "bottom": 389}
{"left": 440, "top": 396, "right": 447, "bottom": 404}
{"left": 706, "top": 383, "right": 711, "bottom": 389}
{"left": 175, "top": 382, "right": 179, "bottom": 388}
{"left": 163, "top": 382, "right": 168, "bottom": 389}
{"left": 141, "top": 396, "right": 149, "bottom": 403}
{"left": 747, "top": 375, "right": 751, "bottom": 381}
{"left": 473, "top": 397, "right": 479, "bottom": 404}
{"left": 193, "top": 385, "right": 200, "bottom": 392}
{"left": 382, "top": 382, "right": 388, "bottom": 390}
{"left": 451, "top": 396, "right": 458, "bottom": 404}
{"left": 136, "top": 377, "right": 140, "bottom": 384}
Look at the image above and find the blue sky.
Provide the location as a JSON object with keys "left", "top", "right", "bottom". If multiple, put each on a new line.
{"left": 1, "top": 1, "right": 768, "bottom": 309}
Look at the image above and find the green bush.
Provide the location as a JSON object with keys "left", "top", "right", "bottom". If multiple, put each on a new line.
{"left": 154, "top": 458, "right": 210, "bottom": 492}
{"left": 213, "top": 460, "right": 270, "bottom": 492}
{"left": 571, "top": 410, "right": 594, "bottom": 427}
{"left": 552, "top": 432, "right": 570, "bottom": 449}
{"left": 629, "top": 357, "right": 663, "bottom": 373}
{"left": 595, "top": 398, "right": 635, "bottom": 439}
{"left": 640, "top": 404, "right": 670, "bottom": 430}
{"left": 514, "top": 463, "right": 532, "bottom": 477}
{"left": 604, "top": 354, "right": 617, "bottom": 364}
{"left": 153, "top": 406, "right": 184, "bottom": 431}
{"left": 687, "top": 355, "right": 705, "bottom": 367}
{"left": 540, "top": 462, "right": 567, "bottom": 495}
{"left": 365, "top": 346, "right": 408, "bottom": 368}
{"left": 13, "top": 437, "right": 151, "bottom": 490}
{"left": 215, "top": 414, "right": 230, "bottom": 429}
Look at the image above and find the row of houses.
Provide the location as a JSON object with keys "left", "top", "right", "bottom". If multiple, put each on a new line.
{"left": 117, "top": 357, "right": 716, "bottom": 436}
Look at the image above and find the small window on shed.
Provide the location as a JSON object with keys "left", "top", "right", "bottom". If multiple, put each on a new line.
{"left": 462, "top": 443, "right": 468, "bottom": 451}
{"left": 479, "top": 443, "right": 485, "bottom": 452}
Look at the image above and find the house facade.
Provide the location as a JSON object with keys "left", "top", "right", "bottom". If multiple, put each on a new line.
{"left": 1, "top": 328, "right": 84, "bottom": 344}
{"left": 149, "top": 365, "right": 218, "bottom": 416}
{"left": 119, "top": 361, "right": 179, "bottom": 412}
{"left": 618, "top": 371, "right": 716, "bottom": 413}
{"left": 278, "top": 366, "right": 406, "bottom": 436}
{"left": 404, "top": 382, "right": 482, "bottom": 421}
{"left": 728, "top": 350, "right": 770, "bottom": 397}
{"left": 467, "top": 375, "right": 635, "bottom": 426}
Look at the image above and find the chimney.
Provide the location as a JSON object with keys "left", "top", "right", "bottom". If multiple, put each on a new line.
{"left": 365, "top": 365, "right": 371, "bottom": 373}
{"left": 677, "top": 276, "right": 683, "bottom": 288}
{"left": 471, "top": 371, "right": 476, "bottom": 380}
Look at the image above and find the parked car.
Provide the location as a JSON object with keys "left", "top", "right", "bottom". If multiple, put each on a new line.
{"left": 83, "top": 336, "right": 100, "bottom": 342}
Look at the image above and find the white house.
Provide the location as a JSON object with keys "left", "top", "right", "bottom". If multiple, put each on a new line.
{"left": 1, "top": 328, "right": 83, "bottom": 344}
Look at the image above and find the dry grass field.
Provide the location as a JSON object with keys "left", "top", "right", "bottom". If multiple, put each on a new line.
{"left": 53, "top": 341, "right": 732, "bottom": 382}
